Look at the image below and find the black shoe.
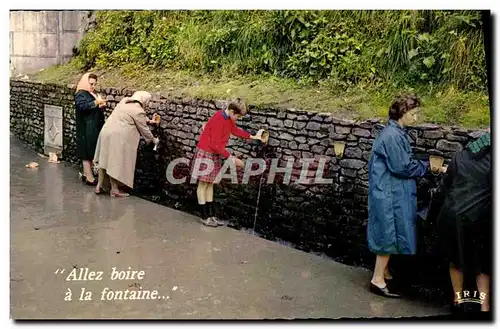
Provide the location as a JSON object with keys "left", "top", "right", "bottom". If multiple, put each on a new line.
{"left": 95, "top": 187, "right": 107, "bottom": 195}
{"left": 206, "top": 202, "right": 223, "bottom": 226}
{"left": 211, "top": 217, "right": 224, "bottom": 226}
{"left": 477, "top": 311, "right": 492, "bottom": 321}
{"left": 450, "top": 303, "right": 463, "bottom": 315}
{"left": 85, "top": 177, "right": 98, "bottom": 186}
{"left": 199, "top": 204, "right": 216, "bottom": 227}
{"left": 369, "top": 282, "right": 402, "bottom": 298}
{"left": 80, "top": 172, "right": 97, "bottom": 186}
{"left": 200, "top": 217, "right": 218, "bottom": 227}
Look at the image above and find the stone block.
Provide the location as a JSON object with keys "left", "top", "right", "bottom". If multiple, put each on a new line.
{"left": 352, "top": 128, "right": 371, "bottom": 138}
{"left": 344, "top": 147, "right": 362, "bottom": 159}
{"left": 335, "top": 126, "right": 352, "bottom": 134}
{"left": 436, "top": 140, "right": 463, "bottom": 152}
{"left": 422, "top": 130, "right": 444, "bottom": 139}
{"left": 306, "top": 122, "right": 321, "bottom": 131}
{"left": 339, "top": 159, "right": 366, "bottom": 170}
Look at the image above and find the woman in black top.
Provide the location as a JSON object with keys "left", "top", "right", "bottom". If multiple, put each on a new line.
{"left": 74, "top": 73, "right": 106, "bottom": 185}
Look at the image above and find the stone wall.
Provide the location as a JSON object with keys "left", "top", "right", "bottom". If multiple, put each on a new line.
{"left": 10, "top": 79, "right": 487, "bottom": 301}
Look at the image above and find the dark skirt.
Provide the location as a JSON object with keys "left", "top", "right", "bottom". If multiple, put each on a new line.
{"left": 75, "top": 91, "right": 104, "bottom": 161}
{"left": 190, "top": 148, "right": 224, "bottom": 184}
{"left": 76, "top": 118, "right": 103, "bottom": 160}
{"left": 437, "top": 214, "right": 491, "bottom": 275}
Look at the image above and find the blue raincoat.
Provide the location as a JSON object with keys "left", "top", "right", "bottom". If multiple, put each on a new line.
{"left": 367, "top": 120, "right": 429, "bottom": 255}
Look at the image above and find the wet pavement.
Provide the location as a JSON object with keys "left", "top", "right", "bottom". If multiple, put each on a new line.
{"left": 10, "top": 136, "right": 449, "bottom": 319}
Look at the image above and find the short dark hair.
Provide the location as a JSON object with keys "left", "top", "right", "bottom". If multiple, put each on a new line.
{"left": 388, "top": 94, "right": 420, "bottom": 120}
{"left": 88, "top": 73, "right": 98, "bottom": 80}
{"left": 227, "top": 98, "right": 247, "bottom": 116}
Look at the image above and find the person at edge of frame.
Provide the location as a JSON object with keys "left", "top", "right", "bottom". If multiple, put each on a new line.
{"left": 432, "top": 131, "right": 492, "bottom": 315}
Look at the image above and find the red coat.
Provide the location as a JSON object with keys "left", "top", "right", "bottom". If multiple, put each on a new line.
{"left": 197, "top": 110, "right": 251, "bottom": 158}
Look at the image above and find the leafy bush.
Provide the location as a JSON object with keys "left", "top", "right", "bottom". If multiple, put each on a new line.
{"left": 76, "top": 10, "right": 487, "bottom": 93}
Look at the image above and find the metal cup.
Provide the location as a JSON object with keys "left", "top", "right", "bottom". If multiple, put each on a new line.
{"left": 333, "top": 141, "right": 346, "bottom": 159}
{"left": 429, "top": 155, "right": 444, "bottom": 175}
{"left": 256, "top": 129, "right": 269, "bottom": 144}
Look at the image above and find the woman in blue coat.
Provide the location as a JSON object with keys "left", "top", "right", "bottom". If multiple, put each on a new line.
{"left": 367, "top": 95, "right": 446, "bottom": 297}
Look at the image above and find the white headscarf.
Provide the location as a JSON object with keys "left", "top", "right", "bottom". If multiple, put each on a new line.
{"left": 129, "top": 91, "right": 151, "bottom": 108}
{"left": 76, "top": 72, "right": 98, "bottom": 98}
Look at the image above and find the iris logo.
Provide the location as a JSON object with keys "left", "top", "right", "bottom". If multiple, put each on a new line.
{"left": 455, "top": 290, "right": 487, "bottom": 304}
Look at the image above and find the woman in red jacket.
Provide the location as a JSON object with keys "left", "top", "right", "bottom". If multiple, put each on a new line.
{"left": 191, "top": 99, "right": 259, "bottom": 227}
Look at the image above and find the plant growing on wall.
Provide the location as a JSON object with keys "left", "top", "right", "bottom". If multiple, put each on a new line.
{"left": 73, "top": 10, "right": 487, "bottom": 93}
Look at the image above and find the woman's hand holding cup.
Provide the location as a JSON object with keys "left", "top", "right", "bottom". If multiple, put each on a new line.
{"left": 152, "top": 113, "right": 161, "bottom": 125}
{"left": 429, "top": 155, "right": 445, "bottom": 175}
{"left": 96, "top": 98, "right": 107, "bottom": 108}
{"left": 430, "top": 164, "right": 448, "bottom": 174}
{"left": 252, "top": 129, "right": 269, "bottom": 144}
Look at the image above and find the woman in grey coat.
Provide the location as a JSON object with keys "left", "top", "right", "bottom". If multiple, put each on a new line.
{"left": 93, "top": 91, "right": 159, "bottom": 197}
